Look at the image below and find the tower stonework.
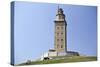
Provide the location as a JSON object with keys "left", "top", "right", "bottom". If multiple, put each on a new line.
{"left": 54, "top": 7, "right": 67, "bottom": 54}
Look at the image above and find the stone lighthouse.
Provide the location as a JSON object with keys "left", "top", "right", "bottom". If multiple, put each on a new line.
{"left": 54, "top": 6, "right": 67, "bottom": 55}
{"left": 40, "top": 7, "right": 79, "bottom": 60}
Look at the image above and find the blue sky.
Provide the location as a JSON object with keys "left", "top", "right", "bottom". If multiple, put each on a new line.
{"left": 12, "top": 1, "right": 97, "bottom": 64}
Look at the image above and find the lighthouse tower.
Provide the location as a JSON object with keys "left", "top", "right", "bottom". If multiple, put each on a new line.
{"left": 40, "top": 7, "right": 79, "bottom": 59}
{"left": 54, "top": 7, "right": 67, "bottom": 55}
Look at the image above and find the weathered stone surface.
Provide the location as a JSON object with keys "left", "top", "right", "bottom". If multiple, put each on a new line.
{"left": 54, "top": 7, "right": 67, "bottom": 54}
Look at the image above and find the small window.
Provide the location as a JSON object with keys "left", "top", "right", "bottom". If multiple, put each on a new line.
{"left": 57, "top": 39, "right": 59, "bottom": 41}
{"left": 57, "top": 33, "right": 59, "bottom": 35}
{"left": 61, "top": 45, "right": 63, "bottom": 48}
{"left": 61, "top": 32, "right": 63, "bottom": 35}
{"left": 57, "top": 27, "right": 59, "bottom": 29}
{"left": 61, "top": 39, "right": 63, "bottom": 41}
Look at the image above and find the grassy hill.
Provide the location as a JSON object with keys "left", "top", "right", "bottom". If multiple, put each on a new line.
{"left": 18, "top": 56, "right": 97, "bottom": 66}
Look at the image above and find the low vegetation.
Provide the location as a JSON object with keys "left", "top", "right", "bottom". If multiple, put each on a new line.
{"left": 18, "top": 56, "right": 97, "bottom": 66}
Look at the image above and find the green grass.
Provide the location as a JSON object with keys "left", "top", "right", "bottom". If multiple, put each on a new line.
{"left": 18, "top": 56, "right": 97, "bottom": 66}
